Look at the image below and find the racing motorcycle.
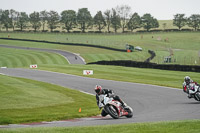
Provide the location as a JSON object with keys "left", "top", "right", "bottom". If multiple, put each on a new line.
{"left": 98, "top": 94, "right": 133, "bottom": 119}
{"left": 185, "top": 83, "right": 200, "bottom": 101}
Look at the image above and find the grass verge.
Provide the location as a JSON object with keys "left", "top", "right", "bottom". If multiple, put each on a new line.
{"left": 0, "top": 120, "right": 200, "bottom": 133}
{"left": 0, "top": 74, "right": 98, "bottom": 125}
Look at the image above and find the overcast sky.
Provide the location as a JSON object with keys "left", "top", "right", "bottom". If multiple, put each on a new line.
{"left": 1, "top": 0, "right": 200, "bottom": 20}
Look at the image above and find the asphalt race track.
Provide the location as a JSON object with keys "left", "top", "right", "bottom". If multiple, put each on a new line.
{"left": 0, "top": 68, "right": 200, "bottom": 128}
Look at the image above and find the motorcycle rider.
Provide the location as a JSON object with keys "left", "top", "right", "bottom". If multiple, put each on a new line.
{"left": 94, "top": 85, "right": 127, "bottom": 117}
{"left": 183, "top": 76, "right": 199, "bottom": 98}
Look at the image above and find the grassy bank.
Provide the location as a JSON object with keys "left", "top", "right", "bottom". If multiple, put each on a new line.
{"left": 0, "top": 47, "right": 68, "bottom": 68}
{"left": 1, "top": 32, "right": 200, "bottom": 65}
{"left": 1, "top": 120, "right": 200, "bottom": 133}
{"left": 0, "top": 74, "right": 98, "bottom": 125}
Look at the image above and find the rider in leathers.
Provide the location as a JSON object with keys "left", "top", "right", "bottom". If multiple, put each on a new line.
{"left": 183, "top": 76, "right": 200, "bottom": 98}
{"left": 95, "top": 85, "right": 127, "bottom": 117}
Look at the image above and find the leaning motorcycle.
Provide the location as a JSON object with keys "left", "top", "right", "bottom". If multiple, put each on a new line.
{"left": 98, "top": 94, "right": 133, "bottom": 119}
{"left": 185, "top": 83, "right": 200, "bottom": 101}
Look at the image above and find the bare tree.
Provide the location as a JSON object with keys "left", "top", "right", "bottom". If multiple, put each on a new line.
{"left": 116, "top": 5, "right": 131, "bottom": 33}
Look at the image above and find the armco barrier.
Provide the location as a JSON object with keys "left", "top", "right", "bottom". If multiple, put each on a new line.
{"left": 88, "top": 60, "right": 200, "bottom": 72}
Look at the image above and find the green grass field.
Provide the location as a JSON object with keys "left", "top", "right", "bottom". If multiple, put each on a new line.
{"left": 1, "top": 31, "right": 200, "bottom": 65}
{"left": 1, "top": 120, "right": 200, "bottom": 133}
{"left": 0, "top": 47, "right": 68, "bottom": 68}
{"left": 0, "top": 74, "right": 98, "bottom": 125}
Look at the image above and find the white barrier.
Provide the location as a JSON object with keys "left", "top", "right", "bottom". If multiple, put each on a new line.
{"left": 30, "top": 64, "right": 38, "bottom": 68}
{"left": 83, "top": 70, "right": 93, "bottom": 75}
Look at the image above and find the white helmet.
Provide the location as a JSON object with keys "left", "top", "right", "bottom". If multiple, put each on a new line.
{"left": 184, "top": 76, "right": 191, "bottom": 85}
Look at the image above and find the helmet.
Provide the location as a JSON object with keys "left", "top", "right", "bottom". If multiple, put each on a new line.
{"left": 184, "top": 76, "right": 191, "bottom": 85}
{"left": 95, "top": 85, "right": 102, "bottom": 94}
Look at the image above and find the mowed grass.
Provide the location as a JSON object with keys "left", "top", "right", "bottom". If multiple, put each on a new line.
{"left": 0, "top": 47, "right": 68, "bottom": 68}
{"left": 1, "top": 32, "right": 200, "bottom": 65}
{"left": 0, "top": 74, "right": 98, "bottom": 125}
{"left": 0, "top": 39, "right": 150, "bottom": 63}
{"left": 1, "top": 120, "right": 200, "bottom": 133}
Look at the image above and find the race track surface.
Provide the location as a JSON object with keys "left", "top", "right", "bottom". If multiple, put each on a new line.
{"left": 0, "top": 68, "right": 200, "bottom": 128}
{"left": 0, "top": 44, "right": 86, "bottom": 65}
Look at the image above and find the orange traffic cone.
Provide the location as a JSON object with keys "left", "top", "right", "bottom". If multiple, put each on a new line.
{"left": 79, "top": 108, "right": 82, "bottom": 113}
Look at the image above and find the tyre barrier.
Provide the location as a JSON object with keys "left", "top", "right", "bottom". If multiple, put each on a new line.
{"left": 0, "top": 38, "right": 126, "bottom": 52}
{"left": 88, "top": 60, "right": 200, "bottom": 72}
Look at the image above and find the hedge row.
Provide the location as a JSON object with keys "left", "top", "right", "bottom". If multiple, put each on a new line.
{"left": 88, "top": 60, "right": 200, "bottom": 72}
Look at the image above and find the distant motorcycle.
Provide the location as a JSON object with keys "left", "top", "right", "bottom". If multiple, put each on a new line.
{"left": 185, "top": 83, "right": 200, "bottom": 101}
{"left": 99, "top": 94, "right": 133, "bottom": 119}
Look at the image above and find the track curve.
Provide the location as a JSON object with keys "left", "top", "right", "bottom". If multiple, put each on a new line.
{"left": 0, "top": 68, "right": 200, "bottom": 128}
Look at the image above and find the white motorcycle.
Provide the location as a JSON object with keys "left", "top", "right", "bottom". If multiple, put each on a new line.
{"left": 98, "top": 94, "right": 133, "bottom": 119}
{"left": 186, "top": 83, "right": 200, "bottom": 101}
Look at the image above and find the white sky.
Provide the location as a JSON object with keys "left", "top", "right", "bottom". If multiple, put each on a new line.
{"left": 1, "top": 0, "right": 200, "bottom": 20}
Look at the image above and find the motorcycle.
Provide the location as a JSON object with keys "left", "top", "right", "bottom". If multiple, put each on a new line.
{"left": 186, "top": 83, "right": 200, "bottom": 101}
{"left": 98, "top": 94, "right": 133, "bottom": 119}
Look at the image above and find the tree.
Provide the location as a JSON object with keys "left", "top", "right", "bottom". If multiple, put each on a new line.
{"left": 127, "top": 12, "right": 141, "bottom": 32}
{"left": 40, "top": 10, "right": 48, "bottom": 32}
{"left": 17, "top": 12, "right": 29, "bottom": 31}
{"left": 47, "top": 10, "right": 60, "bottom": 32}
{"left": 163, "top": 23, "right": 167, "bottom": 30}
{"left": 60, "top": 10, "right": 76, "bottom": 33}
{"left": 187, "top": 14, "right": 200, "bottom": 31}
{"left": 1, "top": 10, "right": 12, "bottom": 31}
{"left": 29, "top": 11, "right": 41, "bottom": 32}
{"left": 10, "top": 9, "right": 18, "bottom": 31}
{"left": 104, "top": 9, "right": 112, "bottom": 33}
{"left": 116, "top": 5, "right": 131, "bottom": 33}
{"left": 141, "top": 14, "right": 159, "bottom": 32}
{"left": 93, "top": 11, "right": 106, "bottom": 32}
{"left": 77, "top": 8, "right": 92, "bottom": 33}
{"left": 0, "top": 9, "right": 3, "bottom": 31}
{"left": 173, "top": 14, "right": 187, "bottom": 30}
{"left": 111, "top": 9, "right": 121, "bottom": 33}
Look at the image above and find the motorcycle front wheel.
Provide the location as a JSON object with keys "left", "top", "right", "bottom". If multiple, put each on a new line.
{"left": 105, "top": 105, "right": 119, "bottom": 119}
{"left": 125, "top": 107, "right": 133, "bottom": 118}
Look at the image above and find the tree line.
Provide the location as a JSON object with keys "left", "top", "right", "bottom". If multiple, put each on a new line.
{"left": 0, "top": 5, "right": 200, "bottom": 33}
